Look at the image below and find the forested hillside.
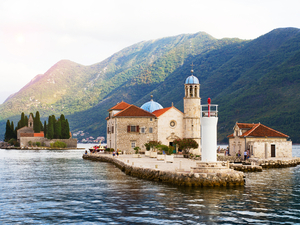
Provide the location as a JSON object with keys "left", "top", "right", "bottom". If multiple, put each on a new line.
{"left": 1, "top": 28, "right": 300, "bottom": 143}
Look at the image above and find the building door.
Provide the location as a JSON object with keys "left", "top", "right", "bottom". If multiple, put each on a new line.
{"left": 169, "top": 142, "right": 176, "bottom": 154}
{"left": 271, "top": 144, "right": 276, "bottom": 157}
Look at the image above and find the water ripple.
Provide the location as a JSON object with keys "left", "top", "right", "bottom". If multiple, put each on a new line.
{"left": 0, "top": 148, "right": 300, "bottom": 224}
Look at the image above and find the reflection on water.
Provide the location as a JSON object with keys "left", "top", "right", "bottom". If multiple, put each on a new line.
{"left": 0, "top": 147, "right": 299, "bottom": 224}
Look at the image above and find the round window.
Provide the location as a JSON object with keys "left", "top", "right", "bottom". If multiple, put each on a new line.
{"left": 170, "top": 120, "right": 176, "bottom": 128}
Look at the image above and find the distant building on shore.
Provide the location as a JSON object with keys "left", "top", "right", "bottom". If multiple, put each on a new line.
{"left": 227, "top": 122, "right": 292, "bottom": 158}
{"left": 17, "top": 114, "right": 77, "bottom": 148}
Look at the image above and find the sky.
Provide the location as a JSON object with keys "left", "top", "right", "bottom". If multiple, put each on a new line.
{"left": 1, "top": 0, "right": 300, "bottom": 104}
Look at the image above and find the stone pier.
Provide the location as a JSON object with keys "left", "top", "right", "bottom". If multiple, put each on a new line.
{"left": 82, "top": 153, "right": 245, "bottom": 187}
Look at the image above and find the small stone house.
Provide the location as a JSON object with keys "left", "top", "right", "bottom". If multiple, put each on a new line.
{"left": 227, "top": 122, "right": 292, "bottom": 158}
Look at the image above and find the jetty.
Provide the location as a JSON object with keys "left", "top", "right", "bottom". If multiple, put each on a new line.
{"left": 83, "top": 153, "right": 245, "bottom": 187}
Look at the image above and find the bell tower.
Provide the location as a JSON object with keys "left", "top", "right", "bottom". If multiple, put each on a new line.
{"left": 28, "top": 114, "right": 34, "bottom": 129}
{"left": 183, "top": 64, "right": 201, "bottom": 155}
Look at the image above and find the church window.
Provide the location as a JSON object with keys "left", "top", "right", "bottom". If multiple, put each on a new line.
{"left": 111, "top": 126, "right": 114, "bottom": 134}
{"left": 190, "top": 86, "right": 193, "bottom": 97}
{"left": 170, "top": 120, "right": 176, "bottom": 128}
{"left": 107, "top": 126, "right": 110, "bottom": 133}
{"left": 235, "top": 130, "right": 238, "bottom": 136}
{"left": 149, "top": 127, "right": 153, "bottom": 133}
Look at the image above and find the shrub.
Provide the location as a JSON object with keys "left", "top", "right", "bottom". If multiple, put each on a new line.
{"left": 51, "top": 141, "right": 67, "bottom": 148}
{"left": 134, "top": 146, "right": 140, "bottom": 154}
{"left": 36, "top": 142, "right": 41, "bottom": 147}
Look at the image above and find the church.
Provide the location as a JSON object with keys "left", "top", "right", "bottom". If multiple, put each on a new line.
{"left": 106, "top": 69, "right": 202, "bottom": 154}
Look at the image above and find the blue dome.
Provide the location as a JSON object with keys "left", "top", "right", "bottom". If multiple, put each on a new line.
{"left": 185, "top": 75, "right": 199, "bottom": 84}
{"left": 141, "top": 99, "right": 163, "bottom": 113}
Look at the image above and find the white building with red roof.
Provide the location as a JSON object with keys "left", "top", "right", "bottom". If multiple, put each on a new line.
{"left": 228, "top": 122, "right": 292, "bottom": 158}
{"left": 106, "top": 69, "right": 201, "bottom": 154}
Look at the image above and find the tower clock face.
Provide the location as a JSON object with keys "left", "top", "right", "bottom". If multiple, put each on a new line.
{"left": 170, "top": 121, "right": 176, "bottom": 127}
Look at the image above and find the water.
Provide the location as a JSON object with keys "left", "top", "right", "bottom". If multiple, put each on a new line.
{"left": 0, "top": 144, "right": 299, "bottom": 224}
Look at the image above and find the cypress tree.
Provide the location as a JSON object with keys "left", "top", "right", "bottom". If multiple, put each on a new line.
{"left": 4, "top": 120, "right": 11, "bottom": 141}
{"left": 40, "top": 121, "right": 44, "bottom": 131}
{"left": 34, "top": 111, "right": 41, "bottom": 133}
{"left": 11, "top": 121, "right": 16, "bottom": 139}
{"left": 47, "top": 116, "right": 54, "bottom": 139}
{"left": 55, "top": 120, "right": 61, "bottom": 139}
{"left": 65, "top": 119, "right": 70, "bottom": 139}
{"left": 20, "top": 112, "right": 26, "bottom": 128}
{"left": 17, "top": 121, "right": 21, "bottom": 130}
{"left": 25, "top": 116, "right": 28, "bottom": 127}
{"left": 44, "top": 121, "right": 47, "bottom": 138}
{"left": 60, "top": 114, "right": 67, "bottom": 139}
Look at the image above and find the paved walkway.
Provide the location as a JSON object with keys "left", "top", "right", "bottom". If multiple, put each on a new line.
{"left": 91, "top": 153, "right": 198, "bottom": 172}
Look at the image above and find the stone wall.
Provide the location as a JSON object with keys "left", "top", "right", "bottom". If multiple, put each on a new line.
{"left": 183, "top": 97, "right": 201, "bottom": 155}
{"left": 20, "top": 137, "right": 77, "bottom": 148}
{"left": 229, "top": 137, "right": 292, "bottom": 159}
{"left": 157, "top": 107, "right": 184, "bottom": 147}
{"left": 82, "top": 154, "right": 245, "bottom": 187}
{"left": 115, "top": 117, "right": 158, "bottom": 153}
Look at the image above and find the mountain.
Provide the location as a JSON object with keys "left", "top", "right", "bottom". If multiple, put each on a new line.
{"left": 1, "top": 28, "right": 300, "bottom": 143}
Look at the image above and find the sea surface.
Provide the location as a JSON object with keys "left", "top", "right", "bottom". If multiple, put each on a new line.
{"left": 0, "top": 144, "right": 300, "bottom": 224}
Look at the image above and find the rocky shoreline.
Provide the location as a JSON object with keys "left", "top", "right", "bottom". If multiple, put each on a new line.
{"left": 82, "top": 154, "right": 245, "bottom": 187}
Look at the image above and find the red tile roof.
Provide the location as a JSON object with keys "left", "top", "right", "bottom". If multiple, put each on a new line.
{"left": 236, "top": 123, "right": 256, "bottom": 129}
{"left": 114, "top": 105, "right": 156, "bottom": 117}
{"left": 241, "top": 123, "right": 289, "bottom": 138}
{"left": 227, "top": 133, "right": 234, "bottom": 138}
{"left": 228, "top": 122, "right": 289, "bottom": 138}
{"left": 34, "top": 131, "right": 44, "bottom": 137}
{"left": 152, "top": 107, "right": 172, "bottom": 117}
{"left": 109, "top": 101, "right": 131, "bottom": 111}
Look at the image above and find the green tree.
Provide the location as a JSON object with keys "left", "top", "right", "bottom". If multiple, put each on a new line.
{"left": 64, "top": 119, "right": 70, "bottom": 139}
{"left": 47, "top": 116, "right": 54, "bottom": 139}
{"left": 173, "top": 138, "right": 198, "bottom": 156}
{"left": 60, "top": 115, "right": 70, "bottom": 139}
{"left": 25, "top": 116, "right": 28, "bottom": 127}
{"left": 11, "top": 121, "right": 16, "bottom": 139}
{"left": 20, "top": 112, "right": 26, "bottom": 128}
{"left": 55, "top": 120, "right": 61, "bottom": 139}
{"left": 144, "top": 140, "right": 161, "bottom": 152}
{"left": 34, "top": 111, "right": 41, "bottom": 133}
{"left": 4, "top": 120, "right": 12, "bottom": 141}
{"left": 44, "top": 121, "right": 47, "bottom": 138}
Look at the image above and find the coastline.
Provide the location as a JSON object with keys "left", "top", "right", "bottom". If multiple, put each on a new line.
{"left": 82, "top": 153, "right": 245, "bottom": 187}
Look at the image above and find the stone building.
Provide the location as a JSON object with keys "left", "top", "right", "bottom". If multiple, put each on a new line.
{"left": 227, "top": 122, "right": 292, "bottom": 158}
{"left": 17, "top": 114, "right": 77, "bottom": 148}
{"left": 106, "top": 69, "right": 201, "bottom": 154}
{"left": 17, "top": 114, "right": 35, "bottom": 142}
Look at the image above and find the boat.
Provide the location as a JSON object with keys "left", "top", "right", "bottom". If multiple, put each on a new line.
{"left": 89, "top": 141, "right": 106, "bottom": 152}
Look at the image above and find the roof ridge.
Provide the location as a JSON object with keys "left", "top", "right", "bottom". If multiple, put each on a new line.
{"left": 243, "top": 123, "right": 260, "bottom": 137}
{"left": 113, "top": 104, "right": 133, "bottom": 117}
{"left": 114, "top": 104, "right": 156, "bottom": 117}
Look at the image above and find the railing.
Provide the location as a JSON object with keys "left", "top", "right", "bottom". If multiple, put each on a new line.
{"left": 201, "top": 104, "right": 218, "bottom": 117}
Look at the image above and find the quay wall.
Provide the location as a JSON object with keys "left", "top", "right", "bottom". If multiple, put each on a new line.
{"left": 82, "top": 154, "right": 245, "bottom": 187}
{"left": 251, "top": 158, "right": 300, "bottom": 168}
{"left": 20, "top": 137, "right": 77, "bottom": 148}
